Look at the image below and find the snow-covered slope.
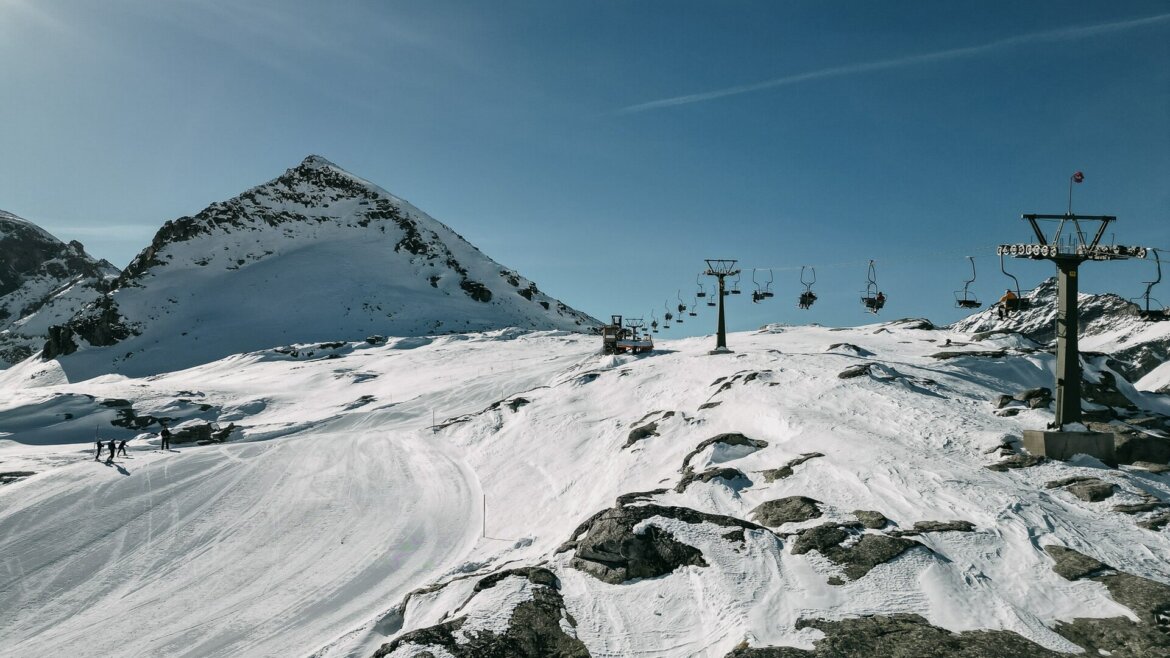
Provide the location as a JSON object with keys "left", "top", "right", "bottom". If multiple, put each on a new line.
{"left": 953, "top": 277, "right": 1170, "bottom": 385}
{"left": 3, "top": 323, "right": 1170, "bottom": 657}
{"left": 0, "top": 209, "right": 118, "bottom": 366}
{"left": 40, "top": 156, "right": 597, "bottom": 380}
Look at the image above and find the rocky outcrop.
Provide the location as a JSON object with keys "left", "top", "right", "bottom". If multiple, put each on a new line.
{"left": 725, "top": 614, "right": 1064, "bottom": 657}
{"left": 751, "top": 497, "right": 823, "bottom": 527}
{"left": 561, "top": 504, "right": 763, "bottom": 585}
{"left": 372, "top": 567, "right": 590, "bottom": 658}
{"left": 680, "top": 433, "right": 768, "bottom": 472}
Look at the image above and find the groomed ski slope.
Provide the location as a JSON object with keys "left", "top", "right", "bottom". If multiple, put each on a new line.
{"left": 3, "top": 323, "right": 1170, "bottom": 657}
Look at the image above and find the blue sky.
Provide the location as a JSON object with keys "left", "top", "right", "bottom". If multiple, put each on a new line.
{"left": 2, "top": 1, "right": 1168, "bottom": 336}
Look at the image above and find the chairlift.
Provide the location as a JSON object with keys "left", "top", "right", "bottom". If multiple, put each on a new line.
{"left": 729, "top": 271, "right": 742, "bottom": 295}
{"left": 798, "top": 266, "right": 817, "bottom": 309}
{"left": 1133, "top": 248, "right": 1169, "bottom": 321}
{"left": 675, "top": 291, "right": 686, "bottom": 323}
{"left": 860, "top": 260, "right": 885, "bottom": 313}
{"left": 689, "top": 295, "right": 699, "bottom": 317}
{"left": 763, "top": 269, "right": 774, "bottom": 298}
{"left": 954, "top": 256, "right": 983, "bottom": 309}
{"left": 998, "top": 253, "right": 1028, "bottom": 315}
{"left": 695, "top": 273, "right": 707, "bottom": 298}
{"left": 663, "top": 301, "right": 673, "bottom": 329}
{"left": 706, "top": 285, "right": 717, "bottom": 307}
{"left": 650, "top": 310, "right": 659, "bottom": 333}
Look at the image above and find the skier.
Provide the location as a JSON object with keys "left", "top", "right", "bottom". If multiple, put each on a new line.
{"left": 997, "top": 289, "right": 1018, "bottom": 319}
{"left": 106, "top": 439, "right": 117, "bottom": 463}
{"left": 94, "top": 437, "right": 104, "bottom": 461}
{"left": 117, "top": 439, "right": 129, "bottom": 457}
{"left": 874, "top": 292, "right": 886, "bottom": 310}
{"left": 159, "top": 422, "right": 172, "bottom": 451}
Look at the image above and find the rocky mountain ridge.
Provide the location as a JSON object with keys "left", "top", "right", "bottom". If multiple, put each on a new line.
{"left": 952, "top": 277, "right": 1170, "bottom": 384}
{"left": 0, "top": 209, "right": 118, "bottom": 366}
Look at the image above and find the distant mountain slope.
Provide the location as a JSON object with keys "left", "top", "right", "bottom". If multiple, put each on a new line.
{"left": 952, "top": 277, "right": 1170, "bottom": 382}
{"left": 0, "top": 210, "right": 119, "bottom": 366}
{"left": 41, "top": 156, "right": 598, "bottom": 379}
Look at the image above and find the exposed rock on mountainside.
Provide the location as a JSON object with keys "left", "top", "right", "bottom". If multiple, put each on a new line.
{"left": 39, "top": 156, "right": 597, "bottom": 378}
{"left": 0, "top": 210, "right": 118, "bottom": 366}
{"left": 953, "top": 277, "right": 1170, "bottom": 382}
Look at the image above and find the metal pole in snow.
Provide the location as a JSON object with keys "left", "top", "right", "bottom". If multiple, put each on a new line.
{"left": 483, "top": 494, "right": 486, "bottom": 538}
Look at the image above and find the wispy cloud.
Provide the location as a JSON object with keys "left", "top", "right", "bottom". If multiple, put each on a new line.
{"left": 617, "top": 12, "right": 1170, "bottom": 114}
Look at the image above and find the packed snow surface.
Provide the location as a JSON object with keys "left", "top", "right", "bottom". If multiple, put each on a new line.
{"left": 2, "top": 323, "right": 1170, "bottom": 657}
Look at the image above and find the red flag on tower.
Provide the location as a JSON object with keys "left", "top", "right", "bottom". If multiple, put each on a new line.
{"left": 1072, "top": 171, "right": 1084, "bottom": 183}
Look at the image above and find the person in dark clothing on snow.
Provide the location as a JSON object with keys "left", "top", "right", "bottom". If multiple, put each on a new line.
{"left": 159, "top": 422, "right": 172, "bottom": 451}
{"left": 106, "top": 439, "right": 117, "bottom": 463}
{"left": 117, "top": 439, "right": 129, "bottom": 457}
{"left": 95, "top": 438, "right": 104, "bottom": 461}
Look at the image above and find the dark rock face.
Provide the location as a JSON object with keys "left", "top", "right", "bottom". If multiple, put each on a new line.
{"left": 625, "top": 422, "right": 659, "bottom": 448}
{"left": 41, "top": 294, "right": 139, "bottom": 359}
{"left": 674, "top": 467, "right": 750, "bottom": 493}
{"left": 680, "top": 433, "right": 768, "bottom": 472}
{"left": 562, "top": 505, "right": 762, "bottom": 585}
{"left": 1045, "top": 476, "right": 1117, "bottom": 502}
{"left": 759, "top": 453, "right": 824, "bottom": 483}
{"left": 1045, "top": 545, "right": 1170, "bottom": 655}
{"left": 373, "top": 567, "right": 590, "bottom": 658}
{"left": 930, "top": 350, "right": 1007, "bottom": 360}
{"left": 751, "top": 497, "right": 823, "bottom": 527}
{"left": 889, "top": 520, "right": 976, "bottom": 536}
{"left": 726, "top": 614, "right": 1064, "bottom": 657}
{"left": 837, "top": 364, "right": 871, "bottom": 379}
{"left": 986, "top": 453, "right": 1046, "bottom": 471}
{"left": 1115, "top": 435, "right": 1170, "bottom": 466}
{"left": 853, "top": 510, "right": 889, "bottom": 529}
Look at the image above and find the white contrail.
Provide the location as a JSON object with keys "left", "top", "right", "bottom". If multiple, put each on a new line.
{"left": 616, "top": 12, "right": 1170, "bottom": 114}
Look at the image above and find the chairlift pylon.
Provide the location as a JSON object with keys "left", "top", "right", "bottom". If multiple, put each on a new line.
{"left": 954, "top": 256, "right": 983, "bottom": 309}
{"left": 860, "top": 259, "right": 885, "bottom": 314}
{"left": 798, "top": 266, "right": 817, "bottom": 309}
{"left": 695, "top": 273, "right": 707, "bottom": 298}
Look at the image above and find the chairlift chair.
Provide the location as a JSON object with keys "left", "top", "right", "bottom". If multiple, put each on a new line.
{"left": 763, "top": 269, "right": 775, "bottom": 298}
{"left": 998, "top": 254, "right": 1029, "bottom": 314}
{"left": 954, "top": 256, "right": 983, "bottom": 309}
{"left": 695, "top": 274, "right": 707, "bottom": 298}
{"left": 798, "top": 266, "right": 817, "bottom": 309}
{"left": 650, "top": 310, "right": 659, "bottom": 333}
{"left": 675, "top": 291, "right": 686, "bottom": 323}
{"left": 663, "top": 302, "right": 673, "bottom": 329}
{"left": 860, "top": 260, "right": 885, "bottom": 313}
{"left": 751, "top": 270, "right": 767, "bottom": 303}
{"left": 689, "top": 295, "right": 698, "bottom": 317}
{"left": 1133, "top": 248, "right": 1169, "bottom": 321}
{"left": 706, "top": 285, "right": 717, "bottom": 307}
{"left": 729, "top": 271, "right": 742, "bottom": 295}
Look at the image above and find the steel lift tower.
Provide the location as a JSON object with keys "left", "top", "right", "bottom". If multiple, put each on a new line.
{"left": 703, "top": 259, "right": 740, "bottom": 354}
{"left": 999, "top": 212, "right": 1147, "bottom": 464}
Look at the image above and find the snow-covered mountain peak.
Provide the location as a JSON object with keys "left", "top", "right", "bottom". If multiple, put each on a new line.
{"left": 44, "top": 156, "right": 599, "bottom": 380}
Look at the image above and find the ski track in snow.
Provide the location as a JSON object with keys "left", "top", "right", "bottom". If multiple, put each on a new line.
{"left": 0, "top": 331, "right": 596, "bottom": 658}
{"left": 3, "top": 325, "right": 1170, "bottom": 657}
